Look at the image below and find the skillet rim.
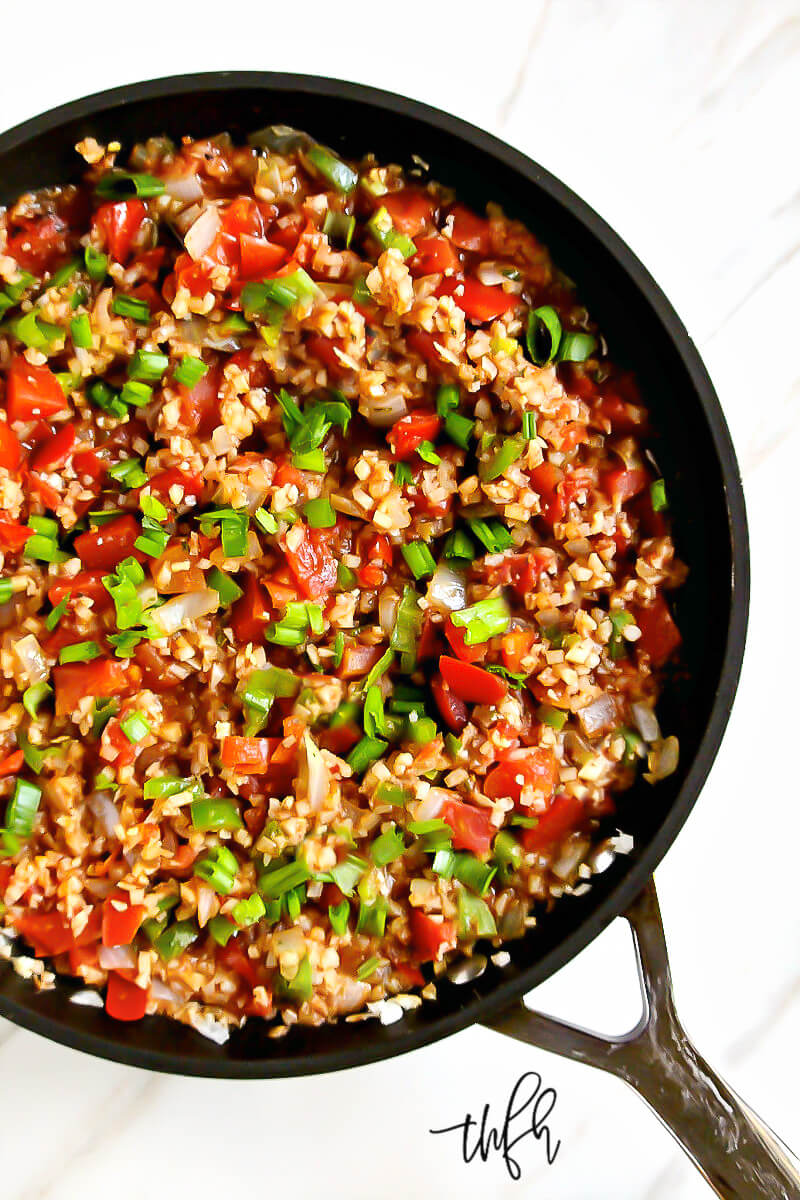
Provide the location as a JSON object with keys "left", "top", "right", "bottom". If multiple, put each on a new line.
{"left": 0, "top": 71, "right": 750, "bottom": 1078}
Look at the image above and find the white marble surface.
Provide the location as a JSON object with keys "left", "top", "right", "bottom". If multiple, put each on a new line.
{"left": 2, "top": 2, "right": 799, "bottom": 1195}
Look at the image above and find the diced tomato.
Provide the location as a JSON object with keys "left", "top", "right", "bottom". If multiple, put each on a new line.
{"left": 501, "top": 629, "right": 537, "bottom": 674}
{"left": 440, "top": 798, "right": 494, "bottom": 856}
{"left": 381, "top": 189, "right": 435, "bottom": 236}
{"left": 269, "top": 212, "right": 305, "bottom": 253}
{"left": 484, "top": 748, "right": 559, "bottom": 807}
{"left": 306, "top": 332, "right": 347, "bottom": 379}
{"left": 597, "top": 393, "right": 643, "bottom": 435}
{"left": 91, "top": 199, "right": 146, "bottom": 264}
{"left": 416, "top": 611, "right": 442, "bottom": 661}
{"left": 444, "top": 618, "right": 487, "bottom": 664}
{"left": 355, "top": 532, "right": 392, "bottom": 590}
{"left": 54, "top": 658, "right": 129, "bottom": 716}
{"left": 410, "top": 910, "right": 454, "bottom": 962}
{"left": 73, "top": 514, "right": 142, "bottom": 570}
{"left": 221, "top": 195, "right": 264, "bottom": 238}
{"left": 68, "top": 945, "right": 99, "bottom": 975}
{"left": 5, "top": 356, "right": 66, "bottom": 421}
{"left": 145, "top": 467, "right": 204, "bottom": 503}
{"left": 448, "top": 205, "right": 492, "bottom": 254}
{"left": 530, "top": 461, "right": 565, "bottom": 526}
{"left": 438, "top": 276, "right": 517, "bottom": 324}
{"left": 633, "top": 596, "right": 681, "bottom": 666}
{"left": 28, "top": 472, "right": 61, "bottom": 510}
{"left": 219, "top": 937, "right": 261, "bottom": 989}
{"left": 106, "top": 972, "right": 148, "bottom": 1021}
{"left": 102, "top": 892, "right": 146, "bottom": 948}
{"left": 73, "top": 447, "right": 107, "bottom": 483}
{"left": 30, "top": 424, "right": 75, "bottom": 472}
{"left": 221, "top": 736, "right": 273, "bottom": 773}
{"left": 48, "top": 570, "right": 111, "bottom": 608}
{"left": 12, "top": 906, "right": 100, "bottom": 957}
{"left": 284, "top": 524, "right": 338, "bottom": 601}
{"left": 6, "top": 213, "right": 72, "bottom": 274}
{"left": 264, "top": 572, "right": 299, "bottom": 609}
{"left": 0, "top": 863, "right": 14, "bottom": 894}
{"left": 0, "top": 520, "right": 31, "bottom": 552}
{"left": 521, "top": 793, "right": 585, "bottom": 851}
{"left": 133, "top": 641, "right": 182, "bottom": 691}
{"left": 338, "top": 641, "right": 385, "bottom": 680}
{"left": 406, "top": 328, "right": 445, "bottom": 369}
{"left": 431, "top": 672, "right": 468, "bottom": 733}
{"left": 178, "top": 363, "right": 222, "bottom": 435}
{"left": 409, "top": 235, "right": 460, "bottom": 277}
{"left": 0, "top": 422, "right": 23, "bottom": 471}
{"left": 100, "top": 717, "right": 137, "bottom": 768}
{"left": 230, "top": 574, "right": 271, "bottom": 645}
{"left": 317, "top": 723, "right": 361, "bottom": 755}
{"left": 226, "top": 349, "right": 271, "bottom": 390}
{"left": 600, "top": 466, "right": 649, "bottom": 505}
{"left": 170, "top": 843, "right": 198, "bottom": 872}
{"left": 0, "top": 748, "right": 24, "bottom": 777}
{"left": 238, "top": 234, "right": 287, "bottom": 279}
{"left": 439, "top": 656, "right": 507, "bottom": 706}
{"left": 557, "top": 422, "right": 588, "bottom": 452}
{"left": 388, "top": 411, "right": 442, "bottom": 460}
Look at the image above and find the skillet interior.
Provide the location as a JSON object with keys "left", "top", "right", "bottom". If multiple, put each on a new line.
{"left": 0, "top": 73, "right": 748, "bottom": 1077}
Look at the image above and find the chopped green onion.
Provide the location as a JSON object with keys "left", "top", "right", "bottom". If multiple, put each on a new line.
{"left": 608, "top": 610, "right": 634, "bottom": 659}
{"left": 4, "top": 270, "right": 36, "bottom": 302}
{"left": 5, "top": 778, "right": 42, "bottom": 837}
{"left": 332, "top": 631, "right": 345, "bottom": 668}
{"left": 366, "top": 207, "right": 416, "bottom": 259}
{"left": 128, "top": 350, "right": 168, "bottom": 381}
{"left": 401, "top": 540, "right": 436, "bottom": 580}
{"left": 48, "top": 259, "right": 80, "bottom": 289}
{"left": 329, "top": 854, "right": 368, "bottom": 896}
{"left": 173, "top": 355, "right": 208, "bottom": 389}
{"left": 650, "top": 478, "right": 668, "bottom": 512}
{"left": 305, "top": 144, "right": 358, "bottom": 193}
{"left": 480, "top": 434, "right": 526, "bottom": 482}
{"left": 526, "top": 305, "right": 562, "bottom": 366}
{"left": 120, "top": 710, "right": 149, "bottom": 743}
{"left": 394, "top": 462, "right": 412, "bottom": 487}
{"left": 96, "top": 170, "right": 165, "bottom": 199}
{"left": 88, "top": 379, "right": 127, "bottom": 418}
{"left": 194, "top": 845, "right": 238, "bottom": 894}
{"left": 432, "top": 849, "right": 456, "bottom": 878}
{"left": 276, "top": 955, "right": 312, "bottom": 1003}
{"left": 522, "top": 410, "right": 537, "bottom": 439}
{"left": 417, "top": 440, "right": 441, "bottom": 465}
{"left": 375, "top": 782, "right": 410, "bottom": 807}
{"left": 328, "top": 899, "right": 350, "bottom": 935}
{"left": 0, "top": 578, "right": 12, "bottom": 605}
{"left": 190, "top": 798, "right": 242, "bottom": 831}
{"left": 363, "top": 686, "right": 388, "bottom": 740}
{"left": 450, "top": 596, "right": 511, "bottom": 645}
{"left": 436, "top": 384, "right": 460, "bottom": 416}
{"left": 70, "top": 286, "right": 88, "bottom": 310}
{"left": 120, "top": 379, "right": 153, "bottom": 407}
{"left": 254, "top": 507, "right": 278, "bottom": 536}
{"left": 468, "top": 517, "right": 514, "bottom": 555}
{"left": 207, "top": 566, "right": 243, "bottom": 606}
{"left": 144, "top": 775, "right": 203, "bottom": 801}
{"left": 356, "top": 897, "right": 388, "bottom": 936}
{"left": 510, "top": 814, "right": 539, "bottom": 828}
{"left": 155, "top": 919, "right": 198, "bottom": 961}
{"left": 356, "top": 955, "right": 382, "bottom": 981}
{"left": 451, "top": 853, "right": 496, "bottom": 895}
{"left": 28, "top": 515, "right": 58, "bottom": 538}
{"left": 391, "top": 585, "right": 422, "bottom": 672}
{"left": 303, "top": 497, "right": 336, "bottom": 528}
{"left": 70, "top": 313, "right": 92, "bottom": 348}
{"left": 93, "top": 769, "right": 116, "bottom": 791}
{"left": 13, "top": 309, "right": 63, "bottom": 352}
{"left": 347, "top": 736, "right": 388, "bottom": 774}
{"left": 0, "top": 828, "right": 21, "bottom": 857}
{"left": 23, "top": 682, "right": 52, "bottom": 720}
{"left": 370, "top": 824, "right": 405, "bottom": 866}
{"left": 232, "top": 893, "right": 266, "bottom": 927}
{"left": 322, "top": 210, "right": 356, "bottom": 247}
{"left": 444, "top": 529, "right": 476, "bottom": 560}
{"left": 84, "top": 245, "right": 108, "bottom": 281}
{"left": 241, "top": 269, "right": 318, "bottom": 316}
{"left": 336, "top": 562, "right": 356, "bottom": 589}
{"left": 444, "top": 411, "right": 474, "bottom": 449}
{"left": 107, "top": 457, "right": 147, "bottom": 489}
{"left": 405, "top": 714, "right": 437, "bottom": 744}
{"left": 445, "top": 733, "right": 463, "bottom": 759}
{"left": 557, "top": 331, "right": 597, "bottom": 362}
{"left": 292, "top": 448, "right": 326, "bottom": 472}
{"left": 363, "top": 647, "right": 395, "bottom": 692}
{"left": 616, "top": 726, "right": 644, "bottom": 766}
{"left": 458, "top": 890, "right": 497, "bottom": 937}
{"left": 408, "top": 818, "right": 453, "bottom": 853}
{"left": 493, "top": 830, "right": 522, "bottom": 870}
{"left": 58, "top": 640, "right": 101, "bottom": 665}
{"left": 538, "top": 703, "right": 567, "bottom": 730}
{"left": 258, "top": 859, "right": 311, "bottom": 899}
{"left": 134, "top": 516, "right": 169, "bottom": 558}
{"left": 112, "top": 294, "right": 150, "bottom": 322}
{"left": 91, "top": 698, "right": 118, "bottom": 739}
{"left": 24, "top": 533, "right": 69, "bottom": 564}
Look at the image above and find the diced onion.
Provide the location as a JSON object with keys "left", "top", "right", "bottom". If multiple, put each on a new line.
{"left": 154, "top": 588, "right": 220, "bottom": 635}
{"left": 69, "top": 989, "right": 105, "bottom": 1008}
{"left": 361, "top": 390, "right": 408, "bottom": 427}
{"left": 644, "top": 735, "right": 679, "bottom": 783}
{"left": 187, "top": 1010, "right": 231, "bottom": 1044}
{"left": 476, "top": 261, "right": 522, "bottom": 289}
{"left": 631, "top": 701, "right": 661, "bottom": 744}
{"left": 299, "top": 730, "right": 330, "bottom": 812}
{"left": 185, "top": 206, "right": 221, "bottom": 261}
{"left": 428, "top": 565, "right": 467, "bottom": 612}
{"left": 378, "top": 588, "right": 399, "bottom": 637}
{"left": 413, "top": 788, "right": 450, "bottom": 823}
{"left": 98, "top": 944, "right": 137, "bottom": 970}
{"left": 150, "top": 978, "right": 184, "bottom": 1004}
{"left": 578, "top": 693, "right": 616, "bottom": 736}
{"left": 12, "top": 633, "right": 48, "bottom": 683}
{"left": 87, "top": 791, "right": 121, "bottom": 838}
{"left": 165, "top": 173, "right": 204, "bottom": 204}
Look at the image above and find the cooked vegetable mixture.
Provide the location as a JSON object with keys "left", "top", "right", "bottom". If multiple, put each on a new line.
{"left": 0, "top": 128, "right": 684, "bottom": 1037}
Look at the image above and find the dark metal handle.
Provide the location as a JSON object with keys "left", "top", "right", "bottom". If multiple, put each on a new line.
{"left": 481, "top": 879, "right": 800, "bottom": 1198}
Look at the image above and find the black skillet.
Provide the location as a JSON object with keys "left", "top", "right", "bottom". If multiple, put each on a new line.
{"left": 0, "top": 73, "right": 795, "bottom": 1198}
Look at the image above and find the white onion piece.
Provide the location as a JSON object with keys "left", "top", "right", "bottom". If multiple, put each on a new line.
{"left": 361, "top": 390, "right": 408, "bottom": 427}
{"left": 578, "top": 693, "right": 616, "bottom": 736}
{"left": 631, "top": 701, "right": 661, "bottom": 744}
{"left": 154, "top": 588, "right": 219, "bottom": 635}
{"left": 87, "top": 791, "right": 122, "bottom": 838}
{"left": 188, "top": 1011, "right": 230, "bottom": 1044}
{"left": 98, "top": 944, "right": 137, "bottom": 970}
{"left": 69, "top": 989, "right": 104, "bottom": 1008}
{"left": 165, "top": 173, "right": 204, "bottom": 204}
{"left": 150, "top": 978, "right": 184, "bottom": 1004}
{"left": 414, "top": 788, "right": 450, "bottom": 822}
{"left": 428, "top": 565, "right": 467, "bottom": 612}
{"left": 298, "top": 730, "right": 330, "bottom": 812}
{"left": 552, "top": 836, "right": 591, "bottom": 880}
{"left": 185, "top": 206, "right": 221, "bottom": 261}
{"left": 378, "top": 589, "right": 399, "bottom": 637}
{"left": 12, "top": 633, "right": 48, "bottom": 683}
{"left": 83, "top": 877, "right": 116, "bottom": 898}
{"left": 196, "top": 883, "right": 216, "bottom": 928}
{"left": 476, "top": 261, "right": 521, "bottom": 289}
{"left": 644, "top": 735, "right": 679, "bottom": 783}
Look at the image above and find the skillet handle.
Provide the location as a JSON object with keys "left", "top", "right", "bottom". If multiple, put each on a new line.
{"left": 481, "top": 878, "right": 800, "bottom": 1198}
